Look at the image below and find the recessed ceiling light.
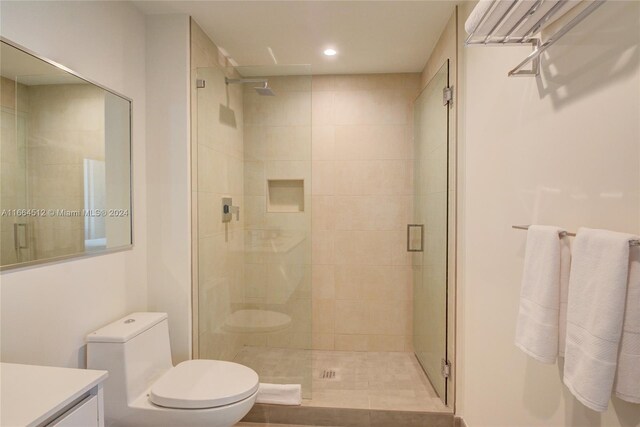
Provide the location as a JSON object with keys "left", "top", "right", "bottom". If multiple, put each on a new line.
{"left": 323, "top": 48, "right": 337, "bottom": 56}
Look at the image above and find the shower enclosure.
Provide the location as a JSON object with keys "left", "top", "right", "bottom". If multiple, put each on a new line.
{"left": 193, "top": 63, "right": 313, "bottom": 396}
{"left": 192, "top": 54, "right": 453, "bottom": 410}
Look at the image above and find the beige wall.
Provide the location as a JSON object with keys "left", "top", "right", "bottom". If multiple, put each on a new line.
{"left": 458, "top": 1, "right": 640, "bottom": 425}
{"left": 311, "top": 73, "right": 420, "bottom": 352}
{"left": 27, "top": 84, "right": 105, "bottom": 260}
{"left": 191, "top": 19, "right": 246, "bottom": 361}
{"left": 0, "top": 77, "right": 29, "bottom": 265}
{"left": 242, "top": 76, "right": 313, "bottom": 350}
{"left": 1, "top": 78, "right": 117, "bottom": 265}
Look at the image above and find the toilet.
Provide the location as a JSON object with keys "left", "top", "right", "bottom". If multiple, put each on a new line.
{"left": 86, "top": 312, "right": 259, "bottom": 427}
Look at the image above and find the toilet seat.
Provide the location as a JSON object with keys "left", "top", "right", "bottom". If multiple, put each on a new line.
{"left": 149, "top": 360, "right": 259, "bottom": 409}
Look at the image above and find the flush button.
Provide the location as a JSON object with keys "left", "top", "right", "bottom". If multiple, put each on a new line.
{"left": 124, "top": 319, "right": 135, "bottom": 324}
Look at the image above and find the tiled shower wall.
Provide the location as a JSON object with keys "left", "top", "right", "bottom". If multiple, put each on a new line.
{"left": 311, "top": 74, "right": 420, "bottom": 352}
{"left": 0, "top": 77, "right": 28, "bottom": 265}
{"left": 27, "top": 84, "right": 105, "bottom": 259}
{"left": 242, "top": 76, "right": 313, "bottom": 350}
{"left": 191, "top": 34, "right": 421, "bottom": 354}
{"left": 0, "top": 77, "right": 105, "bottom": 264}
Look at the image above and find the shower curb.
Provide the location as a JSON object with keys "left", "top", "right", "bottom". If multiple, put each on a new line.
{"left": 242, "top": 403, "right": 454, "bottom": 427}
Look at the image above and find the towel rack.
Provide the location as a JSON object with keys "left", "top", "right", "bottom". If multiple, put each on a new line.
{"left": 512, "top": 225, "right": 640, "bottom": 246}
{"left": 466, "top": 0, "right": 607, "bottom": 77}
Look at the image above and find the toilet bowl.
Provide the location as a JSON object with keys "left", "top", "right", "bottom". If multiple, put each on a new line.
{"left": 86, "top": 312, "right": 258, "bottom": 427}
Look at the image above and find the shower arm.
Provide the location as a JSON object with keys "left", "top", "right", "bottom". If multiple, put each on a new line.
{"left": 225, "top": 77, "right": 268, "bottom": 85}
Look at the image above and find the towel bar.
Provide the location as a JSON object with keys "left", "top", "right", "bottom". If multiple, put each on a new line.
{"left": 512, "top": 225, "right": 640, "bottom": 246}
{"left": 466, "top": 0, "right": 608, "bottom": 77}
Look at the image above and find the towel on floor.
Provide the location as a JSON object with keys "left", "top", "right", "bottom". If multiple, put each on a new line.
{"left": 563, "top": 228, "right": 634, "bottom": 412}
{"left": 614, "top": 243, "right": 640, "bottom": 403}
{"left": 515, "top": 225, "right": 570, "bottom": 363}
{"left": 255, "top": 383, "right": 302, "bottom": 405}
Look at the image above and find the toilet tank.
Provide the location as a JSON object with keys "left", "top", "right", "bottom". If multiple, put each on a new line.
{"left": 87, "top": 313, "right": 173, "bottom": 413}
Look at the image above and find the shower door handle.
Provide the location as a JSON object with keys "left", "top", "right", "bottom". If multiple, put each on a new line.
{"left": 407, "top": 224, "right": 424, "bottom": 252}
{"left": 14, "top": 223, "right": 28, "bottom": 250}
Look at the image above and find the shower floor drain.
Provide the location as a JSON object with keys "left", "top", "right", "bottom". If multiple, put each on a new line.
{"left": 320, "top": 369, "right": 336, "bottom": 379}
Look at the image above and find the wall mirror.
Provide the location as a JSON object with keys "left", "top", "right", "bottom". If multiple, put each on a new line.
{"left": 0, "top": 38, "right": 132, "bottom": 270}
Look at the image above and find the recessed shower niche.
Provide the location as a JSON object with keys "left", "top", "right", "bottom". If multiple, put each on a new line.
{"left": 267, "top": 179, "right": 304, "bottom": 213}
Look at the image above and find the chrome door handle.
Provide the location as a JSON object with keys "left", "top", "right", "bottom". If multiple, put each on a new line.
{"left": 14, "top": 223, "right": 28, "bottom": 250}
{"left": 407, "top": 224, "right": 424, "bottom": 252}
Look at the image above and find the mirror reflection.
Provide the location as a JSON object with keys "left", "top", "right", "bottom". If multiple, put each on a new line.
{"left": 0, "top": 40, "right": 132, "bottom": 269}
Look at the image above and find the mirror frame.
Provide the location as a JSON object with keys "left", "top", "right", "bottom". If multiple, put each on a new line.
{"left": 0, "top": 36, "right": 134, "bottom": 271}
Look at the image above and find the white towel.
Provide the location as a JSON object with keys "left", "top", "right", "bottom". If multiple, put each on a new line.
{"left": 614, "top": 244, "right": 640, "bottom": 403}
{"left": 563, "top": 228, "right": 634, "bottom": 412}
{"left": 255, "top": 383, "right": 301, "bottom": 405}
{"left": 515, "top": 225, "right": 570, "bottom": 363}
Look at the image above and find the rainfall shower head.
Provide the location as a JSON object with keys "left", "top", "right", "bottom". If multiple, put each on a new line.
{"left": 225, "top": 77, "right": 275, "bottom": 96}
{"left": 254, "top": 81, "right": 275, "bottom": 96}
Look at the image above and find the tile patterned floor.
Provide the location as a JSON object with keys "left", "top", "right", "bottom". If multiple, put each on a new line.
{"left": 233, "top": 347, "right": 450, "bottom": 413}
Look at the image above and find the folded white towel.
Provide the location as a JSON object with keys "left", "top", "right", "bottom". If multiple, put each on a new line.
{"left": 255, "top": 383, "right": 301, "bottom": 405}
{"left": 515, "top": 225, "right": 570, "bottom": 363}
{"left": 563, "top": 228, "right": 634, "bottom": 412}
{"left": 614, "top": 244, "right": 640, "bottom": 403}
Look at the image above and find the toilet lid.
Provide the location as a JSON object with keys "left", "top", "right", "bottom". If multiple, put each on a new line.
{"left": 149, "top": 360, "right": 259, "bottom": 409}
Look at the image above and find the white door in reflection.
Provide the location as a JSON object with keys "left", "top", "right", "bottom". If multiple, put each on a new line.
{"left": 83, "top": 158, "right": 106, "bottom": 250}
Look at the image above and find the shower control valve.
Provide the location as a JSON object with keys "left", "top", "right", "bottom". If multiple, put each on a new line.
{"left": 222, "top": 197, "right": 240, "bottom": 223}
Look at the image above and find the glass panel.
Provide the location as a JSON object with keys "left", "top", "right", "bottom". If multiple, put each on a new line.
{"left": 196, "top": 65, "right": 312, "bottom": 398}
{"left": 0, "top": 40, "right": 132, "bottom": 270}
{"left": 413, "top": 60, "right": 449, "bottom": 402}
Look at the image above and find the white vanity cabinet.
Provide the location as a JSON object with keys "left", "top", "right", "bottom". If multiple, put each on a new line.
{"left": 0, "top": 363, "right": 108, "bottom": 427}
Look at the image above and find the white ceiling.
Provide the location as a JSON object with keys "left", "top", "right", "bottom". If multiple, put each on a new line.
{"left": 133, "top": 1, "right": 456, "bottom": 75}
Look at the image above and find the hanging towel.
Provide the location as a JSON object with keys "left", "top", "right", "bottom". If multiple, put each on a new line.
{"left": 614, "top": 244, "right": 640, "bottom": 403}
{"left": 558, "top": 236, "right": 571, "bottom": 357}
{"left": 563, "top": 228, "right": 634, "bottom": 412}
{"left": 255, "top": 383, "right": 302, "bottom": 405}
{"left": 515, "top": 225, "right": 570, "bottom": 363}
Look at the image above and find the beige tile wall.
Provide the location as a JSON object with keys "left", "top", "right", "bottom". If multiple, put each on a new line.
{"left": 311, "top": 73, "right": 420, "bottom": 352}
{"left": 0, "top": 77, "right": 106, "bottom": 264}
{"left": 27, "top": 84, "right": 105, "bottom": 260}
{"left": 0, "top": 77, "right": 28, "bottom": 265}
{"left": 189, "top": 27, "right": 423, "bottom": 355}
{"left": 242, "top": 75, "right": 313, "bottom": 351}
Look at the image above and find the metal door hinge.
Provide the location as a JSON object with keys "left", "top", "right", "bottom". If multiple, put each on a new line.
{"left": 441, "top": 359, "right": 451, "bottom": 379}
{"left": 443, "top": 86, "right": 453, "bottom": 106}
{"left": 196, "top": 79, "right": 206, "bottom": 89}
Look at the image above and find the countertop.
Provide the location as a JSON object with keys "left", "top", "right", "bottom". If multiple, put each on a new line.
{"left": 0, "top": 362, "right": 108, "bottom": 427}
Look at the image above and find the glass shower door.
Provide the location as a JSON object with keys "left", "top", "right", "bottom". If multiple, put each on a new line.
{"left": 195, "top": 65, "right": 313, "bottom": 398}
{"left": 412, "top": 60, "right": 449, "bottom": 403}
